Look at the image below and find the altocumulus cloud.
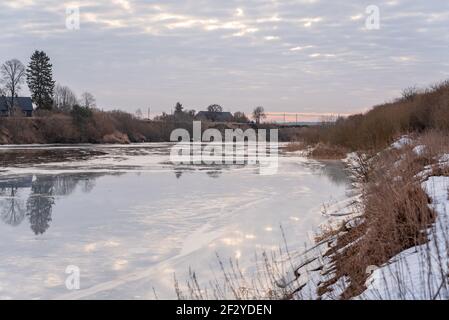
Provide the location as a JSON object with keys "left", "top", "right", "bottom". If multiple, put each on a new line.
{"left": 0, "top": 0, "right": 448, "bottom": 118}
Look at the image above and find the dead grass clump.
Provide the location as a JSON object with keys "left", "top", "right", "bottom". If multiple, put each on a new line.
{"left": 284, "top": 141, "right": 305, "bottom": 152}
{"left": 309, "top": 143, "right": 348, "bottom": 160}
{"left": 174, "top": 250, "right": 303, "bottom": 300}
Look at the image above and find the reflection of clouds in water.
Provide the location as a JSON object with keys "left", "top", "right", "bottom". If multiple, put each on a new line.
{"left": 45, "top": 274, "right": 63, "bottom": 287}
{"left": 113, "top": 259, "right": 129, "bottom": 271}
{"left": 221, "top": 237, "right": 243, "bottom": 246}
{"left": 84, "top": 240, "right": 121, "bottom": 253}
{"left": 0, "top": 145, "right": 351, "bottom": 299}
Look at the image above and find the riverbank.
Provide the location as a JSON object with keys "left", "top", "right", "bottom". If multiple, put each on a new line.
{"left": 0, "top": 112, "right": 172, "bottom": 144}
{"left": 181, "top": 79, "right": 449, "bottom": 300}
{"left": 281, "top": 80, "right": 449, "bottom": 299}
{"left": 287, "top": 132, "right": 449, "bottom": 299}
{"left": 0, "top": 112, "right": 303, "bottom": 145}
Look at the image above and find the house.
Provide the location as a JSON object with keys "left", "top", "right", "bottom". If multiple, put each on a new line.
{"left": 0, "top": 96, "right": 33, "bottom": 117}
{"left": 195, "top": 111, "right": 233, "bottom": 122}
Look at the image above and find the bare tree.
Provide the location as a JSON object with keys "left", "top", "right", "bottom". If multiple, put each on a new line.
{"left": 0, "top": 187, "right": 26, "bottom": 226}
{"left": 0, "top": 59, "right": 26, "bottom": 115}
{"left": 80, "top": 92, "right": 96, "bottom": 109}
{"left": 54, "top": 84, "right": 78, "bottom": 111}
{"left": 252, "top": 106, "right": 266, "bottom": 124}
{"left": 401, "top": 86, "right": 419, "bottom": 102}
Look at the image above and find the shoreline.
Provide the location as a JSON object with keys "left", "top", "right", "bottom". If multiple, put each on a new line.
{"left": 282, "top": 133, "right": 449, "bottom": 299}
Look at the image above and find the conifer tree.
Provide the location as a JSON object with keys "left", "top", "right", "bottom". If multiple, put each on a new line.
{"left": 26, "top": 50, "right": 55, "bottom": 110}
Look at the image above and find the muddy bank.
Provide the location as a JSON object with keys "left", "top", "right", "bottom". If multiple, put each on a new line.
{"left": 0, "top": 148, "right": 106, "bottom": 167}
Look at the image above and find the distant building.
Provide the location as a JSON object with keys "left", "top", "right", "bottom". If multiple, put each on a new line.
{"left": 195, "top": 111, "right": 233, "bottom": 122}
{"left": 0, "top": 96, "right": 34, "bottom": 117}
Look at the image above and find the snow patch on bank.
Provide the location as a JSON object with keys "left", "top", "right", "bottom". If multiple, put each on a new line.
{"left": 359, "top": 176, "right": 449, "bottom": 300}
{"left": 391, "top": 136, "right": 413, "bottom": 149}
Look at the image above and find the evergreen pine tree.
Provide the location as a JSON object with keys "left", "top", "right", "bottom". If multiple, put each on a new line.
{"left": 26, "top": 50, "right": 55, "bottom": 110}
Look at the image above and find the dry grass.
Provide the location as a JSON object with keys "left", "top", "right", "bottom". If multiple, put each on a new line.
{"left": 309, "top": 143, "right": 349, "bottom": 160}
{"left": 299, "top": 80, "right": 449, "bottom": 152}
{"left": 314, "top": 131, "right": 449, "bottom": 299}
{"left": 0, "top": 110, "right": 181, "bottom": 144}
{"left": 174, "top": 245, "right": 306, "bottom": 300}
{"left": 284, "top": 141, "right": 305, "bottom": 152}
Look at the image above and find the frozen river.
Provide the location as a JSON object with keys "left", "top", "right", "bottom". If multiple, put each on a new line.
{"left": 0, "top": 143, "right": 349, "bottom": 299}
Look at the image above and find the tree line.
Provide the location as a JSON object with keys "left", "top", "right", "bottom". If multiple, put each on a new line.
{"left": 1, "top": 50, "right": 268, "bottom": 125}
{"left": 0, "top": 51, "right": 96, "bottom": 116}
{"left": 147, "top": 102, "right": 266, "bottom": 124}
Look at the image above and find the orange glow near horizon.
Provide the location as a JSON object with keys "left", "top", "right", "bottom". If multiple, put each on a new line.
{"left": 264, "top": 112, "right": 352, "bottom": 123}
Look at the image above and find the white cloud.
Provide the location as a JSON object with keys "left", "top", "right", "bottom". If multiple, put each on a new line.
{"left": 114, "top": 0, "right": 132, "bottom": 11}
{"left": 0, "top": 0, "right": 446, "bottom": 115}
{"left": 235, "top": 8, "right": 244, "bottom": 17}
{"left": 289, "top": 45, "right": 313, "bottom": 51}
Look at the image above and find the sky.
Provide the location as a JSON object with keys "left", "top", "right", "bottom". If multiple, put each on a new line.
{"left": 1, "top": 0, "right": 449, "bottom": 121}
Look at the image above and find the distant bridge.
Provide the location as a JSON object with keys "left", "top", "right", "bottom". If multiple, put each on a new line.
{"left": 265, "top": 112, "right": 344, "bottom": 124}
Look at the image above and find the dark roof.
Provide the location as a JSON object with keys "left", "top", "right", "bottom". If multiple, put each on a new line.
{"left": 195, "top": 111, "right": 233, "bottom": 122}
{"left": 0, "top": 97, "right": 33, "bottom": 112}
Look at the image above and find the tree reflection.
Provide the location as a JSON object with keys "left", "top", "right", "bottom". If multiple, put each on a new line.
{"left": 26, "top": 176, "right": 55, "bottom": 235}
{"left": 174, "top": 171, "right": 183, "bottom": 179}
{"left": 0, "top": 173, "right": 105, "bottom": 235}
{"left": 206, "top": 169, "right": 222, "bottom": 179}
{"left": 317, "top": 162, "right": 350, "bottom": 186}
{"left": 0, "top": 187, "right": 26, "bottom": 226}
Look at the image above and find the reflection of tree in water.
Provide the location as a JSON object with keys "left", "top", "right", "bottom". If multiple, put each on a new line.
{"left": 26, "top": 177, "right": 55, "bottom": 235}
{"left": 0, "top": 173, "right": 108, "bottom": 234}
{"left": 81, "top": 178, "right": 96, "bottom": 193}
{"left": 317, "top": 162, "right": 350, "bottom": 186}
{"left": 174, "top": 171, "right": 183, "bottom": 179}
{"left": 52, "top": 174, "right": 98, "bottom": 196}
{"left": 0, "top": 187, "right": 26, "bottom": 226}
{"left": 172, "top": 165, "right": 229, "bottom": 179}
{"left": 206, "top": 169, "right": 222, "bottom": 179}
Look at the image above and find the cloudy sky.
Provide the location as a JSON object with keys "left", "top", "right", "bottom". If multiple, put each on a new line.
{"left": 1, "top": 0, "right": 448, "bottom": 120}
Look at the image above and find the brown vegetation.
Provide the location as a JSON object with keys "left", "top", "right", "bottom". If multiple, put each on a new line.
{"left": 315, "top": 131, "right": 449, "bottom": 299}
{"left": 298, "top": 80, "right": 449, "bottom": 152}
{"left": 0, "top": 109, "right": 183, "bottom": 144}
{"left": 0, "top": 108, "right": 306, "bottom": 145}
{"left": 309, "top": 143, "right": 348, "bottom": 160}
